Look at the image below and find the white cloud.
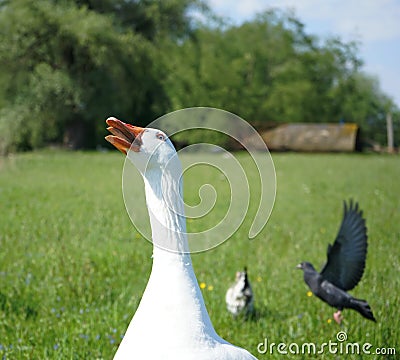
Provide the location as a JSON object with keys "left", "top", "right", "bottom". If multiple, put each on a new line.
{"left": 209, "top": 0, "right": 400, "bottom": 42}
{"left": 301, "top": 0, "right": 400, "bottom": 43}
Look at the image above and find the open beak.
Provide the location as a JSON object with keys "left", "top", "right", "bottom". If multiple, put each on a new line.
{"left": 105, "top": 117, "right": 144, "bottom": 155}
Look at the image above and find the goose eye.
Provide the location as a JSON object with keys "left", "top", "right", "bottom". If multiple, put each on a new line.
{"left": 156, "top": 133, "right": 165, "bottom": 141}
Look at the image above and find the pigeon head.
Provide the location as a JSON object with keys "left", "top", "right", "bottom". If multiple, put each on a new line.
{"left": 234, "top": 268, "right": 248, "bottom": 288}
{"left": 296, "top": 262, "right": 316, "bottom": 272}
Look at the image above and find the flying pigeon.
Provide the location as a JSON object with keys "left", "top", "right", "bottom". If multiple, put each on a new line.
{"left": 226, "top": 267, "right": 254, "bottom": 316}
{"left": 297, "top": 200, "right": 376, "bottom": 324}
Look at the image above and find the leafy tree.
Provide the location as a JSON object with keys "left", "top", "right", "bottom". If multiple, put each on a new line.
{"left": 0, "top": 3, "right": 397, "bottom": 152}
{"left": 161, "top": 9, "right": 398, "bottom": 146}
{"left": 0, "top": 0, "right": 201, "bottom": 153}
{"left": 72, "top": 0, "right": 204, "bottom": 40}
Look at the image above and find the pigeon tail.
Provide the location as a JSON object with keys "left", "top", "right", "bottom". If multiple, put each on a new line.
{"left": 349, "top": 298, "right": 376, "bottom": 322}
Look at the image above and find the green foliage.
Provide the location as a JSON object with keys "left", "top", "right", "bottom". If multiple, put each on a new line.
{"left": 0, "top": 2, "right": 398, "bottom": 152}
{"left": 0, "top": 151, "right": 399, "bottom": 358}
{"left": 0, "top": 0, "right": 190, "bottom": 151}
{"left": 162, "top": 9, "right": 398, "bottom": 148}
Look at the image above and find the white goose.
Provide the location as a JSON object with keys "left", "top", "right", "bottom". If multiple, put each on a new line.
{"left": 105, "top": 117, "right": 258, "bottom": 360}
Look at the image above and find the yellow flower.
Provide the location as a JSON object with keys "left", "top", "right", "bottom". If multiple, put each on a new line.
{"left": 207, "top": 285, "right": 214, "bottom": 291}
{"left": 257, "top": 276, "right": 262, "bottom": 282}
{"left": 200, "top": 282, "right": 206, "bottom": 289}
{"left": 327, "top": 318, "right": 332, "bottom": 324}
{"left": 307, "top": 291, "right": 313, "bottom": 297}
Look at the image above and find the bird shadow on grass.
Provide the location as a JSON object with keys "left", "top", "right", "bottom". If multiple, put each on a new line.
{"left": 237, "top": 304, "right": 287, "bottom": 324}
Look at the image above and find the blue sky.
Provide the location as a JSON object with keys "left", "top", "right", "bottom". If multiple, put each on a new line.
{"left": 207, "top": 0, "right": 400, "bottom": 108}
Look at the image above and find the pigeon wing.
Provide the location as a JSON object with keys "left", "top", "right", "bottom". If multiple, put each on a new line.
{"left": 320, "top": 200, "right": 368, "bottom": 291}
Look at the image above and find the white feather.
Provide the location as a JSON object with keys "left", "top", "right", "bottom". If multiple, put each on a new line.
{"left": 114, "top": 129, "right": 257, "bottom": 359}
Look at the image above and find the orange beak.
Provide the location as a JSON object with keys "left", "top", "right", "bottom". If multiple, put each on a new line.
{"left": 105, "top": 117, "right": 144, "bottom": 155}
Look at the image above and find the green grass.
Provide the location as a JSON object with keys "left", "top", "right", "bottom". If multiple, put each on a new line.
{"left": 0, "top": 150, "right": 399, "bottom": 359}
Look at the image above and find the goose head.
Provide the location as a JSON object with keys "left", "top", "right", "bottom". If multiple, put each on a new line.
{"left": 105, "top": 117, "right": 187, "bottom": 253}
{"left": 105, "top": 117, "right": 178, "bottom": 174}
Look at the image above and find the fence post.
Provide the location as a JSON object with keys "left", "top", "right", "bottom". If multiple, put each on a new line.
{"left": 386, "top": 113, "right": 394, "bottom": 154}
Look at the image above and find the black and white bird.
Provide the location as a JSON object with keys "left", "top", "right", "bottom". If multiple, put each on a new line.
{"left": 297, "top": 200, "right": 376, "bottom": 324}
{"left": 226, "top": 267, "right": 254, "bottom": 316}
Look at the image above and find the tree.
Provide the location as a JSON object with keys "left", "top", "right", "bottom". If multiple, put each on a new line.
{"left": 0, "top": 0, "right": 202, "bottom": 153}
{"left": 161, "top": 8, "right": 398, "bottom": 146}
{"left": 0, "top": 3, "right": 397, "bottom": 152}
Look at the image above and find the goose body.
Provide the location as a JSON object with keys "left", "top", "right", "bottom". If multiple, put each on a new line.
{"left": 106, "top": 117, "right": 257, "bottom": 360}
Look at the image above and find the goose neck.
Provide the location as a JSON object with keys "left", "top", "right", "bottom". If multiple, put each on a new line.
{"left": 143, "top": 167, "right": 189, "bottom": 255}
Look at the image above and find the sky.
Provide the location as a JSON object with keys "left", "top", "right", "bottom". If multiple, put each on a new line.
{"left": 206, "top": 0, "right": 400, "bottom": 108}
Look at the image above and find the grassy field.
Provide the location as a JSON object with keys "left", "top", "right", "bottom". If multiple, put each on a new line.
{"left": 0, "top": 150, "right": 399, "bottom": 359}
